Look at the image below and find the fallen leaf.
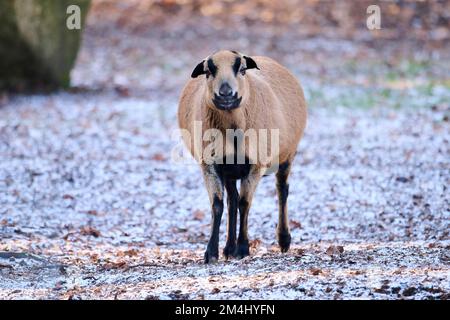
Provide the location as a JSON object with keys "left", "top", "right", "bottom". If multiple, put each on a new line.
{"left": 80, "top": 226, "right": 101, "bottom": 238}
{"left": 123, "top": 249, "right": 139, "bottom": 257}
{"left": 193, "top": 209, "right": 205, "bottom": 221}
{"left": 249, "top": 239, "right": 262, "bottom": 250}
{"left": 289, "top": 219, "right": 302, "bottom": 229}
{"left": 114, "top": 85, "right": 130, "bottom": 97}
{"left": 310, "top": 268, "right": 322, "bottom": 276}
{"left": 104, "top": 261, "right": 127, "bottom": 270}
{"left": 326, "top": 245, "right": 344, "bottom": 256}
{"left": 152, "top": 153, "right": 166, "bottom": 161}
{"left": 90, "top": 254, "right": 99, "bottom": 262}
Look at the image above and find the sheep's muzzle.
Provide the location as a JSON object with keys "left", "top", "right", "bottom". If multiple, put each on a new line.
{"left": 213, "top": 92, "right": 242, "bottom": 111}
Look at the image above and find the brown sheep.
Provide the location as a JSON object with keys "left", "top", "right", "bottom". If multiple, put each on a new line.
{"left": 178, "top": 50, "right": 307, "bottom": 263}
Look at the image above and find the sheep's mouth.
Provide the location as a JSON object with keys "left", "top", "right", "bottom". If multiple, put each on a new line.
{"left": 213, "top": 93, "right": 242, "bottom": 111}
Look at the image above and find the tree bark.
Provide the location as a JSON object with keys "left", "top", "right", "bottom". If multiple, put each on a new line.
{"left": 0, "top": 0, "right": 90, "bottom": 91}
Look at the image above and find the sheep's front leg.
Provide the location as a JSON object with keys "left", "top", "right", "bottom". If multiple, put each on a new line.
{"left": 223, "top": 178, "right": 238, "bottom": 259}
{"left": 235, "top": 167, "right": 262, "bottom": 258}
{"left": 276, "top": 161, "right": 292, "bottom": 252}
{"left": 202, "top": 165, "right": 224, "bottom": 264}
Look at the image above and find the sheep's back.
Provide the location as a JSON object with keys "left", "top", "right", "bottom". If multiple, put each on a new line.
{"left": 247, "top": 56, "right": 307, "bottom": 162}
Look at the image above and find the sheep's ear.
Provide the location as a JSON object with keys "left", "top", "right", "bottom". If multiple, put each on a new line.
{"left": 244, "top": 56, "right": 260, "bottom": 70}
{"left": 191, "top": 60, "right": 206, "bottom": 78}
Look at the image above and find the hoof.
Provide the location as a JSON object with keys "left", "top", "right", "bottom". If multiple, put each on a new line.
{"left": 278, "top": 231, "right": 291, "bottom": 253}
{"left": 204, "top": 249, "right": 219, "bottom": 264}
{"left": 234, "top": 240, "right": 250, "bottom": 259}
{"left": 223, "top": 242, "right": 237, "bottom": 260}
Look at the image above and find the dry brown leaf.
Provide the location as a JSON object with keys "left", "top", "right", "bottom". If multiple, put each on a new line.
{"left": 326, "top": 245, "right": 344, "bottom": 256}
{"left": 103, "top": 261, "right": 127, "bottom": 270}
{"left": 152, "top": 153, "right": 166, "bottom": 161}
{"left": 193, "top": 209, "right": 205, "bottom": 221}
{"left": 123, "top": 249, "right": 139, "bottom": 257}
{"left": 310, "top": 268, "right": 322, "bottom": 276}
{"left": 249, "top": 239, "right": 262, "bottom": 250}
{"left": 289, "top": 219, "right": 302, "bottom": 229}
{"left": 80, "top": 226, "right": 101, "bottom": 238}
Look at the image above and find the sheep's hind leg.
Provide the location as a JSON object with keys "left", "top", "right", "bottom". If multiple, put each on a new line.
{"left": 202, "top": 165, "right": 224, "bottom": 264}
{"left": 223, "top": 178, "right": 238, "bottom": 259}
{"left": 276, "top": 161, "right": 292, "bottom": 252}
{"left": 235, "top": 167, "right": 262, "bottom": 258}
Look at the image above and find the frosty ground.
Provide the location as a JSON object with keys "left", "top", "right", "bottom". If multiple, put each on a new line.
{"left": 1, "top": 4, "right": 450, "bottom": 299}
{"left": 0, "top": 89, "right": 448, "bottom": 299}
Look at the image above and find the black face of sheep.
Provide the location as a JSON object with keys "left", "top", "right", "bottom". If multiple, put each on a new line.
{"left": 191, "top": 51, "right": 259, "bottom": 111}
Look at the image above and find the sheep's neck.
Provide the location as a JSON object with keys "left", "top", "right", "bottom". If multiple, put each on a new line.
{"left": 204, "top": 106, "right": 247, "bottom": 132}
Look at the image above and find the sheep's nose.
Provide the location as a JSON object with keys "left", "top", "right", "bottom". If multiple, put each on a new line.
{"left": 219, "top": 83, "right": 233, "bottom": 97}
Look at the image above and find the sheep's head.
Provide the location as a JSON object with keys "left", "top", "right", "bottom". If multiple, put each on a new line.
{"left": 191, "top": 50, "right": 259, "bottom": 111}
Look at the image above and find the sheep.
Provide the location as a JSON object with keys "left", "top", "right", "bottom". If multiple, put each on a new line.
{"left": 178, "top": 50, "right": 307, "bottom": 263}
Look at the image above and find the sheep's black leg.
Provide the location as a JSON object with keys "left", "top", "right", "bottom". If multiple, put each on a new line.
{"left": 236, "top": 197, "right": 250, "bottom": 258}
{"left": 235, "top": 167, "right": 262, "bottom": 258}
{"left": 223, "top": 178, "right": 238, "bottom": 259}
{"left": 201, "top": 165, "right": 224, "bottom": 264}
{"left": 205, "top": 195, "right": 224, "bottom": 263}
{"left": 276, "top": 161, "right": 292, "bottom": 252}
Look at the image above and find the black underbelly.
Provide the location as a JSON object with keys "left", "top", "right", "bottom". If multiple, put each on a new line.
{"left": 214, "top": 161, "right": 251, "bottom": 180}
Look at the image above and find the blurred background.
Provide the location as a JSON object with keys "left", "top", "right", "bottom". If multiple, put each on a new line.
{"left": 0, "top": 0, "right": 449, "bottom": 299}
{"left": 1, "top": 0, "right": 450, "bottom": 98}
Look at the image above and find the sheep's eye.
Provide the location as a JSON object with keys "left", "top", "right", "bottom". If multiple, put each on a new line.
{"left": 240, "top": 68, "right": 246, "bottom": 76}
{"left": 205, "top": 70, "right": 211, "bottom": 78}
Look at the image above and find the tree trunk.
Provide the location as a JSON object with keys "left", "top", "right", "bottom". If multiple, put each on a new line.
{"left": 0, "top": 0, "right": 90, "bottom": 91}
